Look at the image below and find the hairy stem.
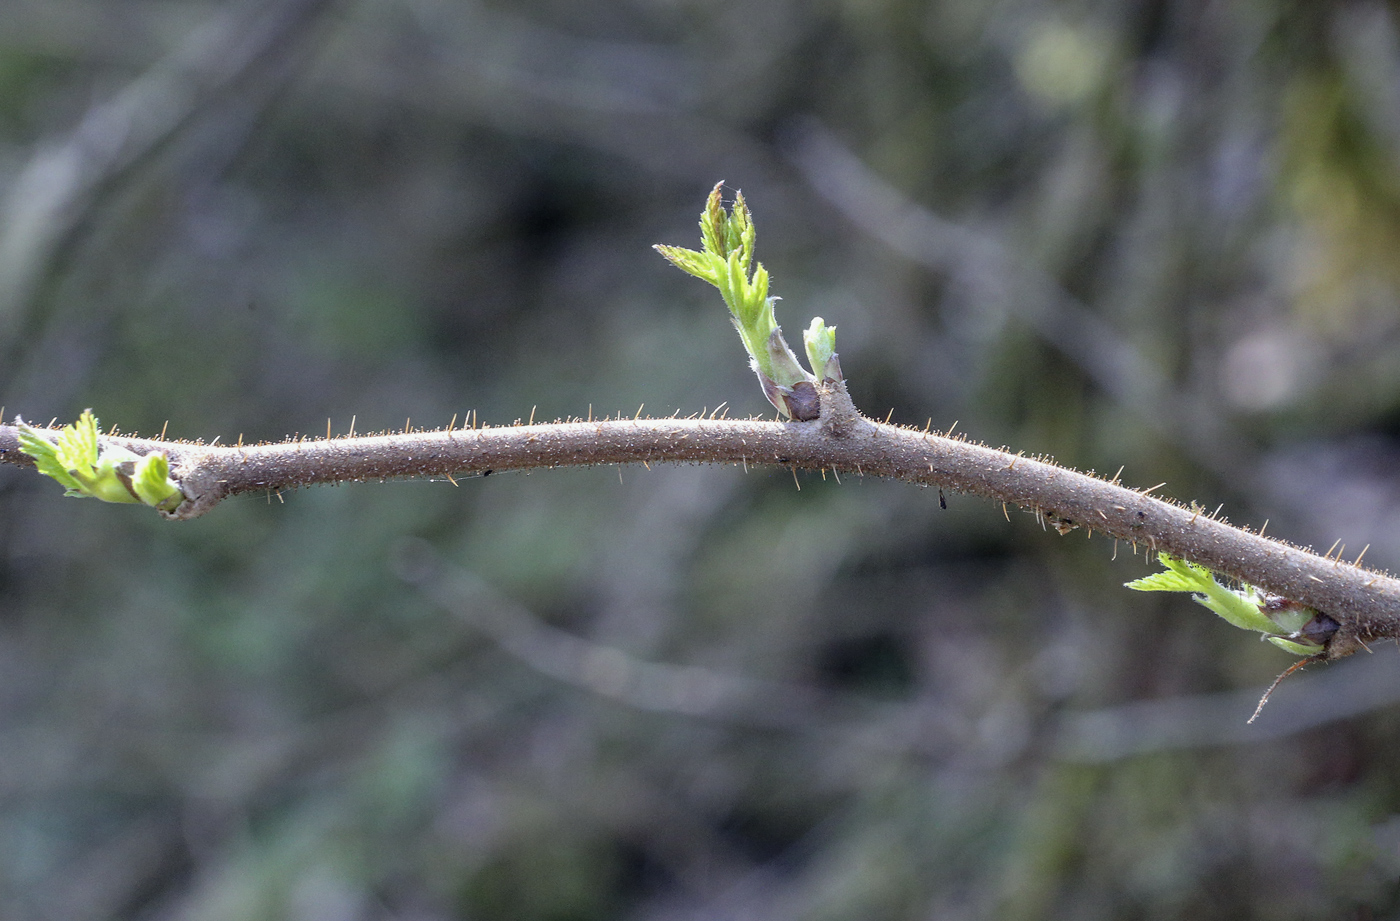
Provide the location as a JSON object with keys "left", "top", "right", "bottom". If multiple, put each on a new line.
{"left": 4, "top": 385, "right": 1398, "bottom": 657}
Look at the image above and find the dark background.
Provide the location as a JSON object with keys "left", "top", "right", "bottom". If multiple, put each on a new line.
{"left": 3, "top": 1, "right": 1400, "bottom": 918}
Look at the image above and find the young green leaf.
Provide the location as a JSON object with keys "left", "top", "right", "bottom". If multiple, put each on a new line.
{"left": 1267, "top": 635, "right": 1325, "bottom": 656}
{"left": 1126, "top": 552, "right": 1327, "bottom": 655}
{"left": 656, "top": 182, "right": 837, "bottom": 419}
{"left": 16, "top": 415, "right": 90, "bottom": 495}
{"left": 127, "top": 451, "right": 184, "bottom": 512}
{"left": 17, "top": 410, "right": 184, "bottom": 512}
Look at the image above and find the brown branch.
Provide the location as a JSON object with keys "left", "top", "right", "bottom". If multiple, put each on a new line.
{"left": 4, "top": 382, "right": 1399, "bottom": 659}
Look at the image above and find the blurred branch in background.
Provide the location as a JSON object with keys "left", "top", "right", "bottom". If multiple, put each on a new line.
{"left": 1059, "top": 647, "right": 1400, "bottom": 762}
{"left": 406, "top": 531, "right": 1400, "bottom": 772}
{"left": 396, "top": 536, "right": 963, "bottom": 753}
{"left": 324, "top": 0, "right": 786, "bottom": 182}
{"left": 0, "top": 0, "right": 338, "bottom": 399}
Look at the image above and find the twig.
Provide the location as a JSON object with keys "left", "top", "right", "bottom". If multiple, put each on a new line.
{"left": 4, "top": 381, "right": 1399, "bottom": 659}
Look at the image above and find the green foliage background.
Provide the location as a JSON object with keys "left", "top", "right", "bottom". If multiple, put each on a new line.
{"left": 3, "top": 1, "right": 1400, "bottom": 918}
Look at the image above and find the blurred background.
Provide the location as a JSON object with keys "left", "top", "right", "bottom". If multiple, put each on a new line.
{"left": 3, "top": 0, "right": 1400, "bottom": 917}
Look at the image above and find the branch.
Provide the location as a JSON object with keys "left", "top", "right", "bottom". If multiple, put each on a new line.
{"left": 3, "top": 183, "right": 1396, "bottom": 696}
{"left": 4, "top": 382, "right": 1399, "bottom": 661}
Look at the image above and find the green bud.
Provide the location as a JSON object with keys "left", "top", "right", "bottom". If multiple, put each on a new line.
{"left": 803, "top": 317, "right": 842, "bottom": 383}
